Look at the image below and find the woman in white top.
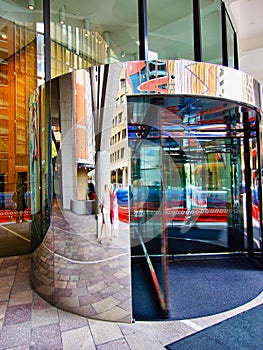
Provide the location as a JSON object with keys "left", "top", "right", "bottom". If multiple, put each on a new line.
{"left": 99, "top": 184, "right": 110, "bottom": 244}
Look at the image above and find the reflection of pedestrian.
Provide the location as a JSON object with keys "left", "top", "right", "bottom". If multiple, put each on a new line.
{"left": 87, "top": 178, "right": 96, "bottom": 200}
{"left": 110, "top": 184, "right": 116, "bottom": 240}
{"left": 14, "top": 183, "right": 27, "bottom": 222}
{"left": 99, "top": 184, "right": 110, "bottom": 244}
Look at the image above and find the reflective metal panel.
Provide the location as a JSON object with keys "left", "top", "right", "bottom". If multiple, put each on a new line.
{"left": 125, "top": 60, "right": 262, "bottom": 112}
{"left": 31, "top": 64, "right": 132, "bottom": 323}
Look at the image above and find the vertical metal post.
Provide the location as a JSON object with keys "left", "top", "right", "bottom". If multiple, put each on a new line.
{"left": 221, "top": 1, "right": 228, "bottom": 66}
{"left": 159, "top": 103, "right": 169, "bottom": 319}
{"left": 243, "top": 108, "right": 254, "bottom": 256}
{"left": 43, "top": 0, "right": 52, "bottom": 225}
{"left": 255, "top": 114, "right": 263, "bottom": 259}
{"left": 233, "top": 32, "right": 239, "bottom": 69}
{"left": 38, "top": 87, "right": 43, "bottom": 240}
{"left": 193, "top": 0, "right": 202, "bottom": 62}
{"left": 44, "top": 0, "right": 51, "bottom": 81}
{"left": 138, "top": 0, "right": 148, "bottom": 61}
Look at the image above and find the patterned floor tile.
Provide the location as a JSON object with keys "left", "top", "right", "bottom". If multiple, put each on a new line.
{"left": 4, "top": 303, "right": 31, "bottom": 325}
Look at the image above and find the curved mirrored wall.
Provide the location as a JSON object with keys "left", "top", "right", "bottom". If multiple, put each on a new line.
{"left": 30, "top": 60, "right": 262, "bottom": 321}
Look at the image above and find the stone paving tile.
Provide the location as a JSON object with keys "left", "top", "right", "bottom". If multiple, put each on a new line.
{"left": 0, "top": 286, "right": 12, "bottom": 302}
{"left": 124, "top": 328, "right": 166, "bottom": 350}
{"left": 148, "top": 321, "right": 199, "bottom": 346}
{"left": 89, "top": 318, "right": 123, "bottom": 346}
{"left": 6, "top": 346, "right": 29, "bottom": 350}
{"left": 92, "top": 296, "right": 119, "bottom": 314}
{"left": 32, "top": 294, "right": 52, "bottom": 310}
{"left": 61, "top": 326, "right": 95, "bottom": 350}
{"left": 96, "top": 338, "right": 131, "bottom": 350}
{"left": 8, "top": 290, "right": 33, "bottom": 306}
{"left": 12, "top": 273, "right": 31, "bottom": 293}
{"left": 32, "top": 306, "right": 59, "bottom": 328}
{"left": 0, "top": 250, "right": 262, "bottom": 350}
{"left": 0, "top": 275, "right": 15, "bottom": 288}
{"left": 31, "top": 323, "right": 62, "bottom": 350}
{"left": 4, "top": 303, "right": 31, "bottom": 325}
{"left": 0, "top": 321, "right": 31, "bottom": 350}
{"left": 95, "top": 306, "right": 131, "bottom": 322}
{"left": 0, "top": 302, "right": 7, "bottom": 321}
{"left": 58, "top": 309, "right": 88, "bottom": 332}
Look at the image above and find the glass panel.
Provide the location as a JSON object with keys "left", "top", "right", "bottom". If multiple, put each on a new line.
{"left": 200, "top": 0, "right": 223, "bottom": 64}
{"left": 0, "top": 2, "right": 43, "bottom": 257}
{"left": 128, "top": 97, "right": 168, "bottom": 319}
{"left": 127, "top": 93, "right": 262, "bottom": 319}
{"left": 226, "top": 13, "right": 235, "bottom": 68}
{"left": 129, "top": 95, "right": 248, "bottom": 254}
{"left": 249, "top": 113, "right": 262, "bottom": 253}
{"left": 50, "top": 0, "right": 139, "bottom": 78}
{"left": 148, "top": 0, "right": 194, "bottom": 60}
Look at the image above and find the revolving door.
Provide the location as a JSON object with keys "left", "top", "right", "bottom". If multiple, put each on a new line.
{"left": 128, "top": 95, "right": 262, "bottom": 319}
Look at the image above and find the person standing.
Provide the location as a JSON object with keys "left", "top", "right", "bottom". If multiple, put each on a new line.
{"left": 14, "top": 183, "right": 27, "bottom": 222}
{"left": 110, "top": 184, "right": 116, "bottom": 240}
{"left": 99, "top": 184, "right": 110, "bottom": 244}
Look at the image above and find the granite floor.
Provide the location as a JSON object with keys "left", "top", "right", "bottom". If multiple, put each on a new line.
{"left": 0, "top": 254, "right": 263, "bottom": 350}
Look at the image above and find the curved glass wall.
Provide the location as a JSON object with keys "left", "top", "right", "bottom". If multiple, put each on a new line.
{"left": 0, "top": 1, "right": 43, "bottom": 257}
{"left": 30, "top": 61, "right": 263, "bottom": 322}
{"left": 0, "top": 0, "right": 242, "bottom": 259}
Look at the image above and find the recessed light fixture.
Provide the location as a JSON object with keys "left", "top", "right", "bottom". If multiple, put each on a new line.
{"left": 59, "top": 6, "right": 66, "bottom": 25}
{"left": 84, "top": 18, "right": 90, "bottom": 36}
{"left": 104, "top": 31, "right": 110, "bottom": 48}
{"left": 28, "top": 0, "right": 35, "bottom": 10}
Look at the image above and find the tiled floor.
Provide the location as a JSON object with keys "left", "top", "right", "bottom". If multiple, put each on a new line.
{"left": 0, "top": 255, "right": 263, "bottom": 350}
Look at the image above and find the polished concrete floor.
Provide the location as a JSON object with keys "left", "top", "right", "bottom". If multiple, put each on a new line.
{"left": 0, "top": 254, "right": 263, "bottom": 349}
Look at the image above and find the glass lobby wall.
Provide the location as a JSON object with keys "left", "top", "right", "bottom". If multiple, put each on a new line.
{"left": 200, "top": 0, "right": 222, "bottom": 64}
{"left": 50, "top": 0, "right": 139, "bottom": 78}
{"left": 31, "top": 65, "right": 132, "bottom": 322}
{"left": 125, "top": 59, "right": 263, "bottom": 319}
{"left": 226, "top": 12, "right": 235, "bottom": 68}
{"left": 127, "top": 95, "right": 246, "bottom": 313}
{"left": 246, "top": 111, "right": 262, "bottom": 254}
{"left": 0, "top": 0, "right": 241, "bottom": 258}
{"left": 48, "top": 0, "right": 238, "bottom": 76}
{"left": 147, "top": 0, "right": 194, "bottom": 60}
{"left": 0, "top": 2, "right": 44, "bottom": 257}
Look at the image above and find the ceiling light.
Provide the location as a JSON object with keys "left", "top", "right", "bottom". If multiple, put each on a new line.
{"left": 104, "top": 31, "right": 110, "bottom": 48}
{"left": 28, "top": 0, "right": 35, "bottom": 10}
{"left": 121, "top": 51, "right": 126, "bottom": 58}
{"left": 84, "top": 18, "right": 90, "bottom": 36}
{"left": 59, "top": 6, "right": 66, "bottom": 25}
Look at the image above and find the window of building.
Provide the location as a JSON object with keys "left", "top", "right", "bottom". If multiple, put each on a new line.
{"left": 148, "top": 0, "right": 194, "bottom": 61}
{"left": 200, "top": 0, "right": 222, "bottom": 65}
{"left": 226, "top": 12, "right": 235, "bottom": 68}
